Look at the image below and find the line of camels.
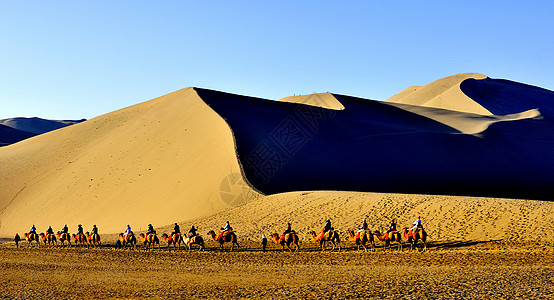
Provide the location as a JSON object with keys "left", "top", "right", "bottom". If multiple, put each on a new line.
{"left": 22, "top": 226, "right": 427, "bottom": 252}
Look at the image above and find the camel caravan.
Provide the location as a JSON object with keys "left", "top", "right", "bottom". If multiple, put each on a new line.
{"left": 15, "top": 217, "right": 427, "bottom": 252}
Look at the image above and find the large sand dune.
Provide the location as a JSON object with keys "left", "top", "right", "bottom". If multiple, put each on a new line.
{"left": 0, "top": 88, "right": 256, "bottom": 236}
{"left": 1, "top": 74, "right": 553, "bottom": 241}
{"left": 0, "top": 124, "right": 36, "bottom": 147}
{"left": 0, "top": 117, "right": 85, "bottom": 135}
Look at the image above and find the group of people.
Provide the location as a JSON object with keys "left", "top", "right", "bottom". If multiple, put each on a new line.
{"left": 15, "top": 217, "right": 424, "bottom": 249}
{"left": 123, "top": 222, "right": 199, "bottom": 238}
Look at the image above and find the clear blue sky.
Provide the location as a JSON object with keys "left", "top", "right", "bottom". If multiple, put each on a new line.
{"left": 1, "top": 1, "right": 553, "bottom": 120}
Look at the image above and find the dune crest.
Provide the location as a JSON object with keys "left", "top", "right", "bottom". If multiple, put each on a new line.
{"left": 386, "top": 73, "right": 490, "bottom": 114}
{"left": 279, "top": 93, "right": 344, "bottom": 110}
{"left": 0, "top": 87, "right": 259, "bottom": 236}
{"left": 384, "top": 102, "right": 541, "bottom": 135}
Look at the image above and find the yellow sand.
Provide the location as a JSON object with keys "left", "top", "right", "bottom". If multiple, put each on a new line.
{"left": 386, "top": 73, "right": 490, "bottom": 114}
{"left": 0, "top": 88, "right": 258, "bottom": 236}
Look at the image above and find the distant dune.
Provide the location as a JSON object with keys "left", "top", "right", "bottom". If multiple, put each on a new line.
{"left": 0, "top": 117, "right": 85, "bottom": 135}
{"left": 0, "top": 124, "right": 36, "bottom": 147}
{"left": 0, "top": 74, "right": 553, "bottom": 241}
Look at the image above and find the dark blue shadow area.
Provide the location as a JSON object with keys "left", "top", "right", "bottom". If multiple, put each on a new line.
{"left": 195, "top": 88, "right": 554, "bottom": 201}
{"left": 460, "top": 77, "right": 554, "bottom": 120}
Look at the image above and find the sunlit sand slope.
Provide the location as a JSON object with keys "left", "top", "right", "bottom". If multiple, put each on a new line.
{"left": 0, "top": 88, "right": 257, "bottom": 236}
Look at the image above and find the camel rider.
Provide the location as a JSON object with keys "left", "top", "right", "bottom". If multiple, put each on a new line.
{"left": 46, "top": 226, "right": 54, "bottom": 236}
{"left": 323, "top": 219, "right": 332, "bottom": 233}
{"left": 387, "top": 219, "right": 397, "bottom": 233}
{"left": 222, "top": 221, "right": 232, "bottom": 233}
{"left": 356, "top": 219, "right": 368, "bottom": 234}
{"left": 77, "top": 224, "right": 84, "bottom": 236}
{"left": 29, "top": 225, "right": 36, "bottom": 235}
{"left": 219, "top": 221, "right": 232, "bottom": 239}
{"left": 61, "top": 224, "right": 68, "bottom": 234}
{"left": 124, "top": 225, "right": 132, "bottom": 237}
{"left": 281, "top": 222, "right": 292, "bottom": 242}
{"left": 409, "top": 216, "right": 423, "bottom": 233}
{"left": 172, "top": 223, "right": 181, "bottom": 236}
{"left": 188, "top": 225, "right": 198, "bottom": 238}
{"left": 92, "top": 225, "right": 98, "bottom": 235}
{"left": 147, "top": 224, "right": 155, "bottom": 235}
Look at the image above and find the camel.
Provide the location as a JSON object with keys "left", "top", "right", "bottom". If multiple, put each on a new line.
{"left": 39, "top": 233, "right": 57, "bottom": 247}
{"left": 118, "top": 233, "right": 137, "bottom": 249}
{"left": 373, "top": 230, "right": 402, "bottom": 251}
{"left": 402, "top": 227, "right": 427, "bottom": 251}
{"left": 309, "top": 230, "right": 341, "bottom": 251}
{"left": 183, "top": 235, "right": 205, "bottom": 251}
{"left": 24, "top": 233, "right": 40, "bottom": 247}
{"left": 139, "top": 233, "right": 160, "bottom": 251}
{"left": 85, "top": 232, "right": 101, "bottom": 247}
{"left": 161, "top": 233, "right": 183, "bottom": 251}
{"left": 57, "top": 232, "right": 71, "bottom": 247}
{"left": 207, "top": 230, "right": 239, "bottom": 251}
{"left": 72, "top": 233, "right": 89, "bottom": 247}
{"left": 271, "top": 232, "right": 300, "bottom": 252}
{"left": 347, "top": 230, "right": 374, "bottom": 252}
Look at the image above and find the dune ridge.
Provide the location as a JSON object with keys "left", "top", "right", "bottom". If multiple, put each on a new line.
{"left": 386, "top": 73, "right": 490, "bottom": 114}
{"left": 0, "top": 88, "right": 257, "bottom": 236}
{"left": 1, "top": 74, "right": 553, "bottom": 241}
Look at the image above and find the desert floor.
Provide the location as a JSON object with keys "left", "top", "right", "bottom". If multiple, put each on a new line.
{"left": 1, "top": 240, "right": 553, "bottom": 299}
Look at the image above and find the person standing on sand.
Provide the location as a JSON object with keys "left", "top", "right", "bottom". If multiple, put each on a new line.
{"left": 261, "top": 234, "right": 267, "bottom": 252}
{"left": 14, "top": 233, "right": 21, "bottom": 248}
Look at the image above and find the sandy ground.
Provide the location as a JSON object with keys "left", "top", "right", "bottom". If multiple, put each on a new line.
{"left": 1, "top": 240, "right": 553, "bottom": 299}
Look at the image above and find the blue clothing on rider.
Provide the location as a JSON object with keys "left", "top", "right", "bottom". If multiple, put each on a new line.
{"left": 30, "top": 225, "right": 36, "bottom": 234}
{"left": 125, "top": 225, "right": 132, "bottom": 236}
{"left": 222, "top": 221, "right": 231, "bottom": 232}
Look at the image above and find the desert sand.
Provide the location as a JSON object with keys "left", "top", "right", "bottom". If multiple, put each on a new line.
{"left": 1, "top": 74, "right": 553, "bottom": 298}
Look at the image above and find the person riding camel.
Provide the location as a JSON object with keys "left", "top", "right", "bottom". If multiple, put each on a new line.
{"left": 29, "top": 225, "right": 36, "bottom": 235}
{"left": 281, "top": 222, "right": 293, "bottom": 243}
{"left": 219, "top": 221, "right": 232, "bottom": 239}
{"left": 356, "top": 219, "right": 368, "bottom": 234}
{"left": 147, "top": 224, "right": 155, "bottom": 236}
{"left": 124, "top": 225, "right": 132, "bottom": 237}
{"left": 409, "top": 216, "right": 423, "bottom": 234}
{"left": 323, "top": 219, "right": 332, "bottom": 233}
{"left": 46, "top": 226, "right": 54, "bottom": 236}
{"left": 61, "top": 224, "right": 68, "bottom": 234}
{"left": 172, "top": 223, "right": 181, "bottom": 236}
{"left": 92, "top": 225, "right": 98, "bottom": 235}
{"left": 387, "top": 219, "right": 397, "bottom": 233}
{"left": 77, "top": 224, "right": 84, "bottom": 236}
{"left": 321, "top": 219, "right": 332, "bottom": 239}
{"left": 188, "top": 225, "right": 198, "bottom": 238}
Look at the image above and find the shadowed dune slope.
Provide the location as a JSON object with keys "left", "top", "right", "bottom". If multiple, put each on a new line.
{"left": 0, "top": 124, "right": 37, "bottom": 147}
{"left": 0, "top": 117, "right": 86, "bottom": 135}
{"left": 198, "top": 88, "right": 554, "bottom": 200}
{"left": 0, "top": 88, "right": 257, "bottom": 236}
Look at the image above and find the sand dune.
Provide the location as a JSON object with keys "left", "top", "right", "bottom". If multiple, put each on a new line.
{"left": 0, "top": 124, "right": 37, "bottom": 147}
{"left": 386, "top": 73, "right": 489, "bottom": 114}
{"left": 201, "top": 88, "right": 553, "bottom": 199}
{"left": 0, "top": 88, "right": 257, "bottom": 236}
{"left": 1, "top": 74, "right": 553, "bottom": 242}
{"left": 0, "top": 117, "right": 85, "bottom": 135}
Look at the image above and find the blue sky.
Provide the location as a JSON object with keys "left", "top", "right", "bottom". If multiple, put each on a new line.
{"left": 1, "top": 1, "right": 553, "bottom": 120}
